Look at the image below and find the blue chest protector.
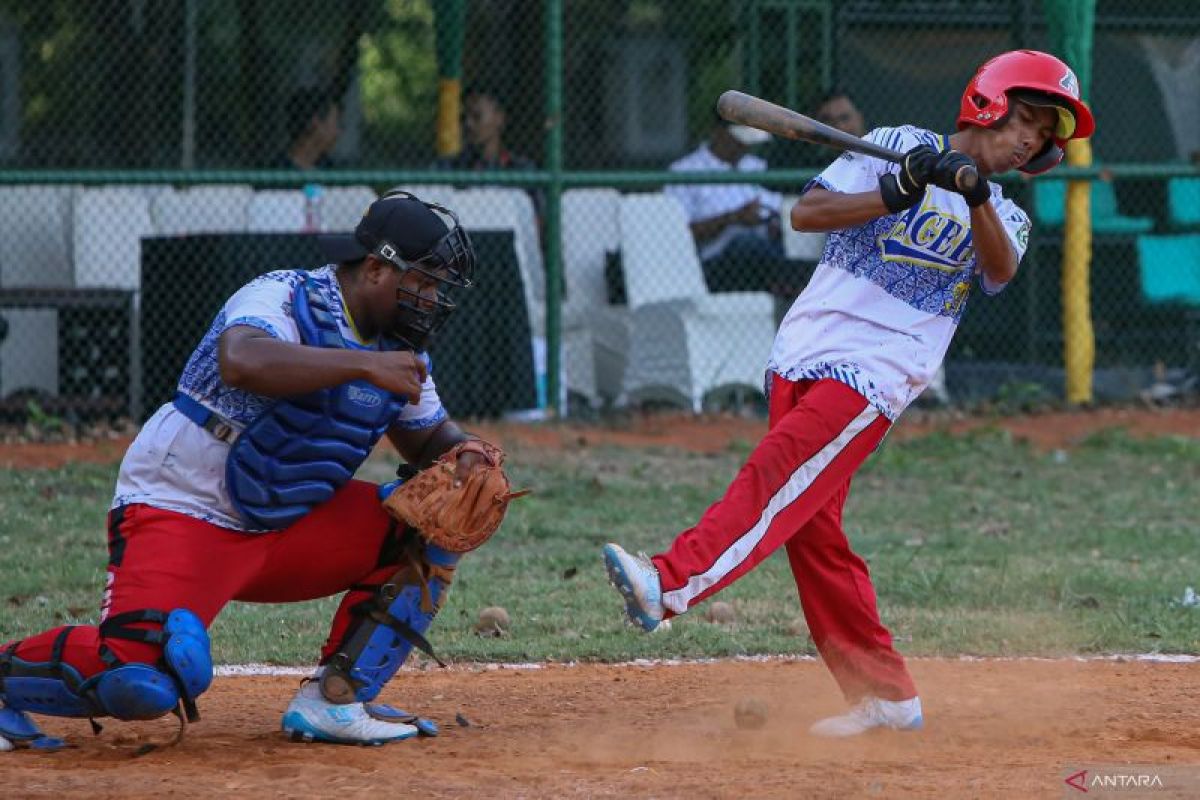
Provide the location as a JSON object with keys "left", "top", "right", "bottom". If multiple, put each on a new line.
{"left": 226, "top": 276, "right": 409, "bottom": 530}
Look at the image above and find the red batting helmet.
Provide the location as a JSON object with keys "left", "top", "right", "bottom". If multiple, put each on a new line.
{"left": 958, "top": 49, "right": 1096, "bottom": 175}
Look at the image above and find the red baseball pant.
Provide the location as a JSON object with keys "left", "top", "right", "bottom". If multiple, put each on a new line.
{"left": 4, "top": 480, "right": 399, "bottom": 681}
{"left": 652, "top": 375, "right": 917, "bottom": 702}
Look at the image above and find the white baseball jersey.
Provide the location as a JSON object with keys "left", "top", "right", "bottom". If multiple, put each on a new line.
{"left": 112, "top": 266, "right": 446, "bottom": 531}
{"left": 767, "top": 125, "right": 1032, "bottom": 419}
{"left": 666, "top": 143, "right": 784, "bottom": 261}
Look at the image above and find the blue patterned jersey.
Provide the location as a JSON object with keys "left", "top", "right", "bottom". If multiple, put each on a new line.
{"left": 767, "top": 126, "right": 1031, "bottom": 419}
{"left": 113, "top": 266, "right": 447, "bottom": 531}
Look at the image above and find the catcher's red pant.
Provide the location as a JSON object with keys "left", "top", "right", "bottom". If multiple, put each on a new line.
{"left": 652, "top": 375, "right": 917, "bottom": 702}
{"left": 4, "top": 480, "right": 397, "bottom": 679}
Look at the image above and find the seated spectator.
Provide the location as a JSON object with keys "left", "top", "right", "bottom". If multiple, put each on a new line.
{"left": 666, "top": 114, "right": 788, "bottom": 295}
{"left": 436, "top": 86, "right": 543, "bottom": 224}
{"left": 438, "top": 87, "right": 536, "bottom": 172}
{"left": 788, "top": 89, "right": 867, "bottom": 169}
{"left": 814, "top": 89, "right": 866, "bottom": 138}
{"left": 276, "top": 88, "right": 341, "bottom": 170}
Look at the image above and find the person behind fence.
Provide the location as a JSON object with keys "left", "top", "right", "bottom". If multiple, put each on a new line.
{"left": 0, "top": 191, "right": 526, "bottom": 751}
{"left": 666, "top": 113, "right": 790, "bottom": 295}
{"left": 603, "top": 50, "right": 1094, "bottom": 737}
{"left": 816, "top": 89, "right": 866, "bottom": 139}
{"left": 435, "top": 86, "right": 544, "bottom": 225}
{"left": 276, "top": 87, "right": 341, "bottom": 170}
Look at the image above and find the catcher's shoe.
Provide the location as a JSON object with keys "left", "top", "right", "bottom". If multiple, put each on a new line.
{"left": 281, "top": 681, "right": 418, "bottom": 746}
{"left": 603, "top": 543, "right": 664, "bottom": 632}
{"left": 0, "top": 703, "right": 68, "bottom": 751}
{"left": 808, "top": 696, "right": 923, "bottom": 738}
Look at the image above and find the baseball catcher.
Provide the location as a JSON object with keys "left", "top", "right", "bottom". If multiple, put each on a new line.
{"left": 1, "top": 190, "right": 522, "bottom": 751}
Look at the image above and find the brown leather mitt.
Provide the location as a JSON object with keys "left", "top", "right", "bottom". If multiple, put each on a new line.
{"left": 382, "top": 439, "right": 528, "bottom": 553}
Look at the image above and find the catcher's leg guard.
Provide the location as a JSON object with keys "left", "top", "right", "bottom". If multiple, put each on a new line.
{"left": 0, "top": 703, "right": 66, "bottom": 751}
{"left": 0, "top": 609, "right": 213, "bottom": 727}
{"left": 320, "top": 540, "right": 458, "bottom": 705}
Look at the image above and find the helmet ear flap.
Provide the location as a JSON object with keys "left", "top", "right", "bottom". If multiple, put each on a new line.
{"left": 1020, "top": 141, "right": 1064, "bottom": 175}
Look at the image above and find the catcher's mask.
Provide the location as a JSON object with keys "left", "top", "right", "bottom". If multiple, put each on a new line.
{"left": 319, "top": 190, "right": 476, "bottom": 350}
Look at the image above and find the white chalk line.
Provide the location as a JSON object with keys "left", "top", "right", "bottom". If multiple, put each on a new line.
{"left": 215, "top": 652, "right": 1200, "bottom": 677}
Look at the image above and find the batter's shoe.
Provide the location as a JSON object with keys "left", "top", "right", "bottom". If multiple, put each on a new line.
{"left": 603, "top": 543, "right": 664, "bottom": 632}
{"left": 808, "top": 696, "right": 924, "bottom": 738}
{"left": 281, "top": 681, "right": 419, "bottom": 746}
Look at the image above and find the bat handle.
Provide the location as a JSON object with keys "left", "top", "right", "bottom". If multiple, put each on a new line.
{"left": 955, "top": 165, "right": 980, "bottom": 195}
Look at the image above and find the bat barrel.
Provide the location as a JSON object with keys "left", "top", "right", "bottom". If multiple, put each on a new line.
{"left": 719, "top": 89, "right": 982, "bottom": 195}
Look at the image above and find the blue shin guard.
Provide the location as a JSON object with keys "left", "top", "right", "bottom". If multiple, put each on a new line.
{"left": 320, "top": 541, "right": 459, "bottom": 705}
{"left": 0, "top": 705, "right": 68, "bottom": 751}
{"left": 0, "top": 609, "right": 213, "bottom": 736}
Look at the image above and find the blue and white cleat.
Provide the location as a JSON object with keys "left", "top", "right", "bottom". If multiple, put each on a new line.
{"left": 281, "top": 681, "right": 419, "bottom": 746}
{"left": 808, "top": 696, "right": 924, "bottom": 738}
{"left": 0, "top": 703, "right": 68, "bottom": 752}
{"left": 602, "top": 543, "right": 665, "bottom": 632}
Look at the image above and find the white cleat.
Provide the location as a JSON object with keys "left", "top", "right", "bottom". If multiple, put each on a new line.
{"left": 281, "top": 681, "right": 418, "bottom": 746}
{"left": 0, "top": 733, "right": 14, "bottom": 752}
{"left": 602, "top": 543, "right": 665, "bottom": 632}
{"left": 809, "top": 696, "right": 924, "bottom": 738}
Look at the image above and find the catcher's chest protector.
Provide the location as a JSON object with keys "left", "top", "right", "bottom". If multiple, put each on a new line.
{"left": 226, "top": 275, "right": 408, "bottom": 530}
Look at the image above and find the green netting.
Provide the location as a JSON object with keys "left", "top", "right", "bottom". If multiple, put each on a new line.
{"left": 0, "top": 0, "right": 1197, "bottom": 423}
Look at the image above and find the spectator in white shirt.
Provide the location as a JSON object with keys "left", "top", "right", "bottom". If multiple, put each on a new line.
{"left": 666, "top": 115, "right": 789, "bottom": 295}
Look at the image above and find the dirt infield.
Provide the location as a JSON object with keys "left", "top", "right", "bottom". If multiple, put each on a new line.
{"left": 3, "top": 659, "right": 1198, "bottom": 798}
{"left": 3, "top": 408, "right": 1197, "bottom": 796}
{"left": 2, "top": 406, "right": 1199, "bottom": 469}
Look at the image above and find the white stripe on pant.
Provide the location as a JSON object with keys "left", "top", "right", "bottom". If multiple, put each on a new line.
{"left": 661, "top": 403, "right": 879, "bottom": 614}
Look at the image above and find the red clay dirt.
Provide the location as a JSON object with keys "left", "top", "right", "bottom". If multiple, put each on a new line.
{"left": 3, "top": 408, "right": 1198, "bottom": 797}
{"left": 3, "top": 659, "right": 1198, "bottom": 798}
{"left": 2, "top": 406, "right": 1198, "bottom": 469}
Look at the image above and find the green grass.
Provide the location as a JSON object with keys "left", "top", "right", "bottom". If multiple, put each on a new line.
{"left": 2, "top": 428, "right": 1198, "bottom": 665}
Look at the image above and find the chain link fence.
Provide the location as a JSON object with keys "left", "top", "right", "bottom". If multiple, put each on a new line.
{"left": 0, "top": 0, "right": 1197, "bottom": 426}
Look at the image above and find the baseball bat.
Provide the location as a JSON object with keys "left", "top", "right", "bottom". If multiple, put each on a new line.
{"left": 716, "top": 89, "right": 979, "bottom": 194}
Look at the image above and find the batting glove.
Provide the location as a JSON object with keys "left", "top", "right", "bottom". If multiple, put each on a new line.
{"left": 879, "top": 145, "right": 938, "bottom": 213}
{"left": 930, "top": 150, "right": 991, "bottom": 207}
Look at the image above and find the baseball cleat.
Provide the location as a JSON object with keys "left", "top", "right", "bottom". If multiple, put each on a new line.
{"left": 281, "top": 682, "right": 418, "bottom": 746}
{"left": 808, "top": 696, "right": 923, "bottom": 738}
{"left": 603, "top": 543, "right": 664, "bottom": 632}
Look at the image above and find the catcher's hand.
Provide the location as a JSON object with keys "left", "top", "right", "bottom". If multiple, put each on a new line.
{"left": 382, "top": 439, "right": 529, "bottom": 553}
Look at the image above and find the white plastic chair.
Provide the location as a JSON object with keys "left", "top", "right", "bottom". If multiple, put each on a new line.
{"left": 0, "top": 308, "right": 58, "bottom": 399}
{"left": 151, "top": 185, "right": 252, "bottom": 236}
{"left": 451, "top": 188, "right": 548, "bottom": 410}
{"left": 72, "top": 187, "right": 155, "bottom": 289}
{"left": 0, "top": 185, "right": 76, "bottom": 288}
{"left": 246, "top": 190, "right": 307, "bottom": 232}
{"left": 452, "top": 188, "right": 544, "bottom": 326}
{"left": 617, "top": 193, "right": 776, "bottom": 412}
{"left": 561, "top": 188, "right": 629, "bottom": 407}
{"left": 780, "top": 194, "right": 827, "bottom": 261}
{"left": 320, "top": 185, "right": 377, "bottom": 232}
{"left": 0, "top": 185, "right": 76, "bottom": 398}
{"left": 387, "top": 184, "right": 459, "bottom": 211}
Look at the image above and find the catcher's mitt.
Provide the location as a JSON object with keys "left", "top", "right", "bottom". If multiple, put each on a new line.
{"left": 382, "top": 439, "right": 528, "bottom": 552}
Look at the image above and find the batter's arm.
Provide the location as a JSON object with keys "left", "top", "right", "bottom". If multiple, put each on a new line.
{"left": 968, "top": 202, "right": 1018, "bottom": 285}
{"left": 790, "top": 186, "right": 890, "bottom": 233}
